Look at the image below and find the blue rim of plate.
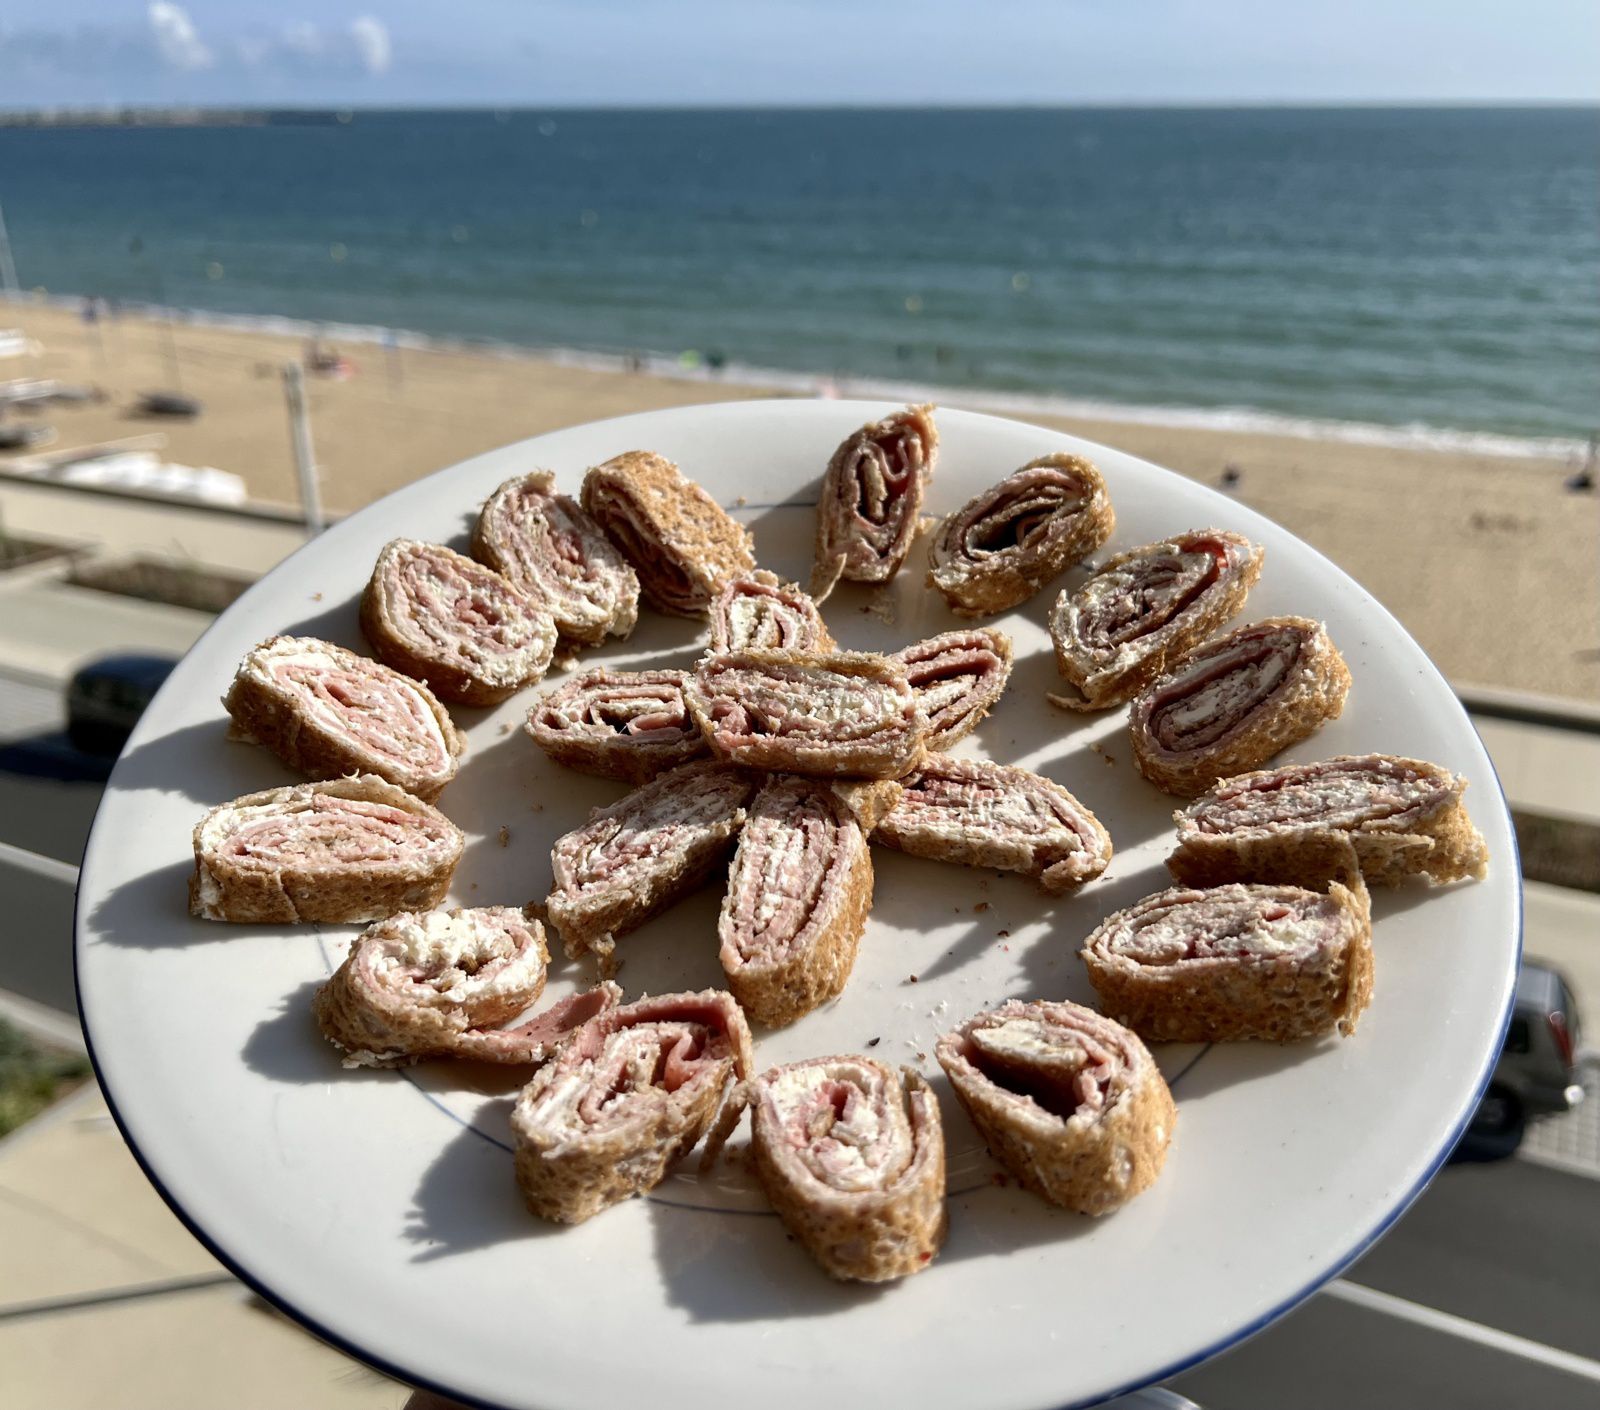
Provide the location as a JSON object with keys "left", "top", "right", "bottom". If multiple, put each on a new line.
{"left": 71, "top": 404, "right": 1525, "bottom": 1410}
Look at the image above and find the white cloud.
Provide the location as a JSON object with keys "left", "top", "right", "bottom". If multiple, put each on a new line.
{"left": 349, "top": 16, "right": 391, "bottom": 75}
{"left": 147, "top": 2, "right": 212, "bottom": 71}
{"left": 281, "top": 21, "right": 324, "bottom": 58}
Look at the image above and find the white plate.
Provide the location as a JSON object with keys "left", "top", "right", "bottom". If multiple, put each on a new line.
{"left": 75, "top": 401, "right": 1519, "bottom": 1410}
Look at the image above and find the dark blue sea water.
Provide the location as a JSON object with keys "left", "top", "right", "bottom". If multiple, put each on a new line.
{"left": 1, "top": 107, "right": 1596, "bottom": 446}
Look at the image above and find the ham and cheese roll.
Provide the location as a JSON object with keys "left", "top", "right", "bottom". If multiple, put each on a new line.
{"left": 313, "top": 906, "right": 620, "bottom": 1067}
{"left": 874, "top": 755, "right": 1112, "bottom": 893}
{"left": 224, "top": 635, "right": 464, "bottom": 802}
{"left": 686, "top": 650, "right": 928, "bottom": 780}
{"left": 1169, "top": 754, "right": 1489, "bottom": 888}
{"left": 544, "top": 760, "right": 756, "bottom": 965}
{"left": 927, "top": 454, "right": 1114, "bottom": 616}
{"left": 894, "top": 627, "right": 1014, "bottom": 751}
{"left": 936, "top": 1000, "right": 1174, "bottom": 1216}
{"left": 1080, "top": 871, "right": 1374, "bottom": 1043}
{"left": 718, "top": 776, "right": 874, "bottom": 1027}
{"left": 189, "top": 775, "right": 463, "bottom": 924}
{"left": 747, "top": 1057, "right": 946, "bottom": 1282}
{"left": 1048, "top": 529, "right": 1265, "bottom": 711}
{"left": 525, "top": 667, "right": 708, "bottom": 784}
{"left": 581, "top": 451, "right": 755, "bottom": 617}
{"left": 511, "top": 989, "right": 753, "bottom": 1224}
{"left": 471, "top": 470, "right": 639, "bottom": 647}
{"left": 1129, "top": 616, "right": 1351, "bottom": 798}
{"left": 359, "top": 539, "right": 557, "bottom": 707}
{"left": 708, "top": 570, "right": 835, "bottom": 654}
{"left": 811, "top": 403, "right": 938, "bottom": 594}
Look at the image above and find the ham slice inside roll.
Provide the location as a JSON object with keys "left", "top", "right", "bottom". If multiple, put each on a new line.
{"left": 313, "top": 907, "right": 619, "bottom": 1067}
{"left": 1171, "top": 753, "right": 1488, "bottom": 887}
{"left": 510, "top": 989, "right": 753, "bottom": 1224}
{"left": 1048, "top": 529, "right": 1264, "bottom": 711}
{"left": 718, "top": 776, "right": 873, "bottom": 1027}
{"left": 927, "top": 454, "right": 1113, "bottom": 615}
{"left": 1129, "top": 616, "right": 1350, "bottom": 798}
{"left": 1080, "top": 876, "right": 1374, "bottom": 1042}
{"left": 746, "top": 1057, "right": 946, "bottom": 1282}
{"left": 545, "top": 760, "right": 756, "bottom": 964}
{"left": 708, "top": 571, "right": 835, "bottom": 653}
{"left": 526, "top": 667, "right": 709, "bottom": 783}
{"left": 225, "top": 635, "right": 463, "bottom": 801}
{"left": 812, "top": 403, "right": 938, "bottom": 593}
{"left": 189, "top": 776, "right": 464, "bottom": 924}
{"left": 686, "top": 649, "right": 927, "bottom": 780}
{"left": 471, "top": 471, "right": 639, "bottom": 646}
{"left": 936, "top": 999, "right": 1174, "bottom": 1216}
{"left": 894, "top": 628, "right": 1014, "bottom": 750}
{"left": 874, "top": 755, "right": 1112, "bottom": 893}
{"left": 362, "top": 538, "right": 557, "bottom": 705}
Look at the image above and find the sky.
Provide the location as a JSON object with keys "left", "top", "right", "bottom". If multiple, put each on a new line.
{"left": 0, "top": 1, "right": 1596, "bottom": 109}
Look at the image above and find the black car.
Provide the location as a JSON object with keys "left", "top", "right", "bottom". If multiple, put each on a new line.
{"left": 65, "top": 654, "right": 176, "bottom": 756}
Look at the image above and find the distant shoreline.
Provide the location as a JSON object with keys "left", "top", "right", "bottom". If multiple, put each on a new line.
{"left": 6, "top": 291, "right": 1584, "bottom": 465}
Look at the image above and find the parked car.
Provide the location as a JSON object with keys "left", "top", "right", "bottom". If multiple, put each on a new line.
{"left": 65, "top": 654, "right": 176, "bottom": 756}
{"left": 1455, "top": 958, "right": 1584, "bottom": 1161}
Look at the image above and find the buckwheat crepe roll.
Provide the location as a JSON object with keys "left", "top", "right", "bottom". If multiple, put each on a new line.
{"left": 360, "top": 539, "right": 556, "bottom": 706}
{"left": 526, "top": 667, "right": 709, "bottom": 784}
{"left": 1168, "top": 753, "right": 1489, "bottom": 888}
{"left": 224, "top": 635, "right": 464, "bottom": 801}
{"left": 709, "top": 570, "right": 835, "bottom": 653}
{"left": 1048, "top": 529, "right": 1264, "bottom": 711}
{"left": 812, "top": 403, "right": 938, "bottom": 594}
{"left": 874, "top": 755, "right": 1112, "bottom": 893}
{"left": 511, "top": 989, "right": 753, "bottom": 1224}
{"left": 544, "top": 760, "right": 756, "bottom": 965}
{"left": 189, "top": 776, "right": 463, "bottom": 924}
{"left": 718, "top": 776, "right": 874, "bottom": 1027}
{"left": 686, "top": 649, "right": 927, "bottom": 780}
{"left": 581, "top": 451, "right": 754, "bottom": 616}
{"left": 1129, "top": 616, "right": 1351, "bottom": 798}
{"left": 472, "top": 469, "right": 639, "bottom": 646}
{"left": 937, "top": 999, "right": 1174, "bottom": 1216}
{"left": 894, "top": 627, "right": 1014, "bottom": 751}
{"left": 1080, "top": 869, "right": 1374, "bottom": 1043}
{"left": 748, "top": 1057, "right": 947, "bottom": 1281}
{"left": 928, "top": 454, "right": 1114, "bottom": 615}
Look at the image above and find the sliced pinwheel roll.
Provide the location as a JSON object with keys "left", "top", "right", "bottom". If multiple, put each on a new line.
{"left": 525, "top": 667, "right": 709, "bottom": 784}
{"left": 1129, "top": 616, "right": 1351, "bottom": 798}
{"left": 189, "top": 775, "right": 464, "bottom": 924}
{"left": 718, "top": 776, "right": 874, "bottom": 1027}
{"left": 359, "top": 539, "right": 557, "bottom": 707}
{"left": 936, "top": 999, "right": 1175, "bottom": 1216}
{"left": 313, "top": 906, "right": 621, "bottom": 1067}
{"left": 927, "top": 454, "right": 1114, "bottom": 616}
{"left": 874, "top": 755, "right": 1112, "bottom": 893}
{"left": 894, "top": 627, "right": 1014, "bottom": 751}
{"left": 746, "top": 1057, "right": 946, "bottom": 1281}
{"left": 686, "top": 649, "right": 927, "bottom": 780}
{"left": 1080, "top": 869, "right": 1374, "bottom": 1043}
{"left": 811, "top": 403, "right": 938, "bottom": 594}
{"left": 1048, "top": 528, "right": 1265, "bottom": 711}
{"left": 1169, "top": 754, "right": 1489, "bottom": 888}
{"left": 224, "top": 635, "right": 465, "bottom": 802}
{"left": 544, "top": 760, "right": 757, "bottom": 966}
{"left": 471, "top": 470, "right": 639, "bottom": 647}
{"left": 708, "top": 570, "right": 835, "bottom": 654}
{"left": 510, "top": 989, "right": 753, "bottom": 1224}
{"left": 581, "top": 451, "right": 755, "bottom": 617}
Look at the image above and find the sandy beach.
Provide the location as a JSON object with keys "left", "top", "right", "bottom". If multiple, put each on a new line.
{"left": 3, "top": 298, "right": 1596, "bottom": 702}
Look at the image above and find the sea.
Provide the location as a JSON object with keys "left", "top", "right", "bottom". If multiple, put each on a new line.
{"left": 1, "top": 107, "right": 1596, "bottom": 456}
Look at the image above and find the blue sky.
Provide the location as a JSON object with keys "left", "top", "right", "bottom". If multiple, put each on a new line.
{"left": 1, "top": 1, "right": 1596, "bottom": 108}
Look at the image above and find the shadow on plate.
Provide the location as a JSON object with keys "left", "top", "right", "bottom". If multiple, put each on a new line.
{"left": 85, "top": 857, "right": 226, "bottom": 949}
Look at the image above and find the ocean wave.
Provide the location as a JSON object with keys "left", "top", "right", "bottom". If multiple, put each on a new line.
{"left": 20, "top": 291, "right": 1588, "bottom": 463}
